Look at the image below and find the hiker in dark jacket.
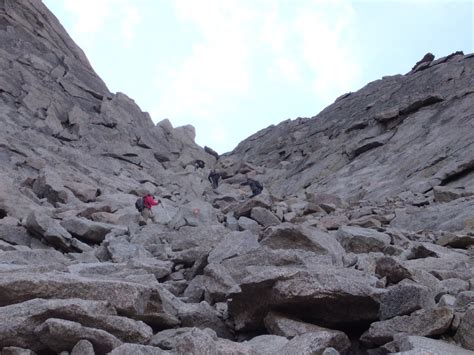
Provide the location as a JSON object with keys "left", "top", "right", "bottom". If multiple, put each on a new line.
{"left": 140, "top": 194, "right": 159, "bottom": 225}
{"left": 208, "top": 170, "right": 221, "bottom": 189}
{"left": 242, "top": 178, "right": 263, "bottom": 198}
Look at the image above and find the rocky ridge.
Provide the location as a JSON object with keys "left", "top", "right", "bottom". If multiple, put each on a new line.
{"left": 1, "top": 1, "right": 474, "bottom": 354}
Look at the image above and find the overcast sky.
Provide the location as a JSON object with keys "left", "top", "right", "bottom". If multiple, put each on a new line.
{"left": 43, "top": 0, "right": 473, "bottom": 154}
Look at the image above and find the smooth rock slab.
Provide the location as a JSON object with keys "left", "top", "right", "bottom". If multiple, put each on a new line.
{"left": 360, "top": 307, "right": 453, "bottom": 347}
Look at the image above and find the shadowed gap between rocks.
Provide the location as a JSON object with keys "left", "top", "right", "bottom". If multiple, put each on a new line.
{"left": 273, "top": 295, "right": 379, "bottom": 334}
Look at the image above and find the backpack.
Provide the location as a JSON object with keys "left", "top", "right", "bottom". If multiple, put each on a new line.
{"left": 135, "top": 197, "right": 145, "bottom": 212}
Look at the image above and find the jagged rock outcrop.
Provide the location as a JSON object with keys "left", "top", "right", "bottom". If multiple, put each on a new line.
{"left": 226, "top": 51, "right": 474, "bottom": 207}
{"left": 0, "top": 0, "right": 473, "bottom": 354}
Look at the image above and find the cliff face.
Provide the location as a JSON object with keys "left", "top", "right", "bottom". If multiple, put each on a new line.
{"left": 228, "top": 52, "right": 474, "bottom": 201}
{"left": 1, "top": 1, "right": 473, "bottom": 355}
{"left": 0, "top": 0, "right": 214, "bottom": 221}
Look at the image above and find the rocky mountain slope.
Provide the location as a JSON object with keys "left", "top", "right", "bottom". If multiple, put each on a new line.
{"left": 1, "top": 1, "right": 473, "bottom": 354}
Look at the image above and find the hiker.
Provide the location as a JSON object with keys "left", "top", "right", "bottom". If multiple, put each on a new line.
{"left": 138, "top": 194, "right": 159, "bottom": 225}
{"left": 241, "top": 178, "right": 263, "bottom": 198}
{"left": 208, "top": 169, "right": 221, "bottom": 189}
{"left": 194, "top": 159, "right": 205, "bottom": 170}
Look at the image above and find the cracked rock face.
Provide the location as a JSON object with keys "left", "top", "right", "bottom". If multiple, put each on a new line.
{"left": 0, "top": 1, "right": 473, "bottom": 354}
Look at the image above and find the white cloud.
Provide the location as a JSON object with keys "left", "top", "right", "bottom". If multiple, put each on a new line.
{"left": 63, "top": 0, "right": 112, "bottom": 35}
{"left": 121, "top": 5, "right": 141, "bottom": 47}
{"left": 153, "top": 0, "right": 253, "bottom": 123}
{"left": 61, "top": 0, "right": 141, "bottom": 49}
{"left": 150, "top": 0, "right": 361, "bottom": 152}
{"left": 294, "top": 1, "right": 360, "bottom": 102}
{"left": 268, "top": 56, "right": 302, "bottom": 83}
{"left": 260, "top": 7, "right": 288, "bottom": 53}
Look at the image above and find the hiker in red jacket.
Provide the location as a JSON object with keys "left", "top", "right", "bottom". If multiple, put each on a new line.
{"left": 140, "top": 194, "right": 159, "bottom": 225}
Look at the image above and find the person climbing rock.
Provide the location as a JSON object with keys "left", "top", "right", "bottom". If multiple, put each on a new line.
{"left": 139, "top": 194, "right": 159, "bottom": 225}
{"left": 208, "top": 170, "right": 221, "bottom": 189}
{"left": 241, "top": 178, "right": 263, "bottom": 198}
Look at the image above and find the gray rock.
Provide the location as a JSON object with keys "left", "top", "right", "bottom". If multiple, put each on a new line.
{"left": 208, "top": 230, "right": 260, "bottom": 264}
{"left": 433, "top": 186, "right": 474, "bottom": 202}
{"left": 379, "top": 282, "right": 435, "bottom": 320}
{"left": 0, "top": 347, "right": 37, "bottom": 355}
{"left": 391, "top": 199, "right": 474, "bottom": 232}
{"left": 0, "top": 249, "right": 69, "bottom": 265}
{"left": 437, "top": 231, "right": 474, "bottom": 249}
{"left": 150, "top": 327, "right": 217, "bottom": 353}
{"left": 214, "top": 338, "right": 253, "bottom": 355}
{"left": 228, "top": 267, "right": 379, "bottom": 331}
{"left": 32, "top": 168, "right": 69, "bottom": 206}
{"left": 455, "top": 306, "right": 474, "bottom": 350}
{"left": 279, "top": 331, "right": 351, "bottom": 355}
{"left": 60, "top": 217, "right": 126, "bottom": 244}
{"left": 317, "top": 215, "right": 350, "bottom": 231}
{"left": 375, "top": 257, "right": 413, "bottom": 284}
{"left": 322, "top": 348, "right": 340, "bottom": 355}
{"left": 178, "top": 301, "right": 232, "bottom": 339}
{"left": 0, "top": 272, "right": 176, "bottom": 327}
{"left": 71, "top": 339, "right": 95, "bottom": 355}
{"left": 360, "top": 307, "right": 454, "bottom": 347}
{"left": 237, "top": 216, "right": 260, "bottom": 233}
{"left": 107, "top": 344, "right": 170, "bottom": 355}
{"left": 34, "top": 318, "right": 122, "bottom": 354}
{"left": 437, "top": 294, "right": 456, "bottom": 308}
{"left": 25, "top": 211, "right": 77, "bottom": 252}
{"left": 336, "top": 226, "right": 391, "bottom": 253}
{"left": 0, "top": 225, "right": 40, "bottom": 248}
{"left": 0, "top": 298, "right": 152, "bottom": 351}
{"left": 260, "top": 223, "right": 345, "bottom": 265}
{"left": 455, "top": 291, "right": 474, "bottom": 309}
{"left": 244, "top": 335, "right": 288, "bottom": 355}
{"left": 250, "top": 206, "right": 281, "bottom": 227}
{"left": 200, "top": 263, "right": 239, "bottom": 303}
{"left": 436, "top": 278, "right": 470, "bottom": 298}
{"left": 264, "top": 311, "right": 350, "bottom": 349}
{"left": 394, "top": 335, "right": 474, "bottom": 355}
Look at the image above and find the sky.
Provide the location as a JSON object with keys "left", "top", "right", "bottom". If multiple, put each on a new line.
{"left": 43, "top": 0, "right": 473, "bottom": 154}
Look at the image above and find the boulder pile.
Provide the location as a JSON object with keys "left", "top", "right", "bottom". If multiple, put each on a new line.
{"left": 0, "top": 1, "right": 473, "bottom": 354}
